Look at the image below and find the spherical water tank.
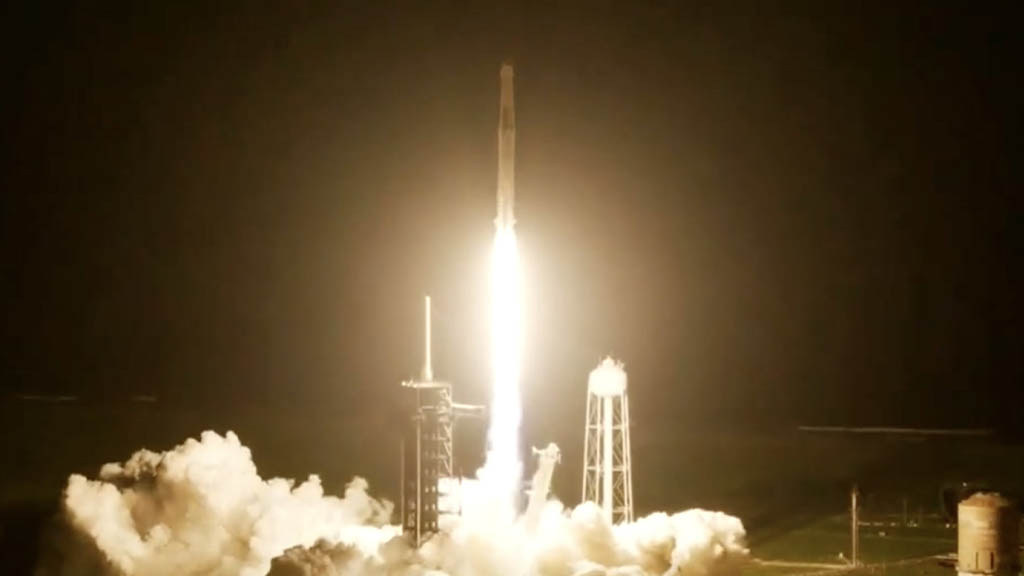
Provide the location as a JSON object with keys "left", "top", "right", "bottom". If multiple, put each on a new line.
{"left": 957, "top": 492, "right": 1020, "bottom": 576}
{"left": 588, "top": 357, "right": 627, "bottom": 397}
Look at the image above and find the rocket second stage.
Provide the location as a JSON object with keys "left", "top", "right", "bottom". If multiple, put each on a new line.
{"left": 496, "top": 62, "right": 516, "bottom": 228}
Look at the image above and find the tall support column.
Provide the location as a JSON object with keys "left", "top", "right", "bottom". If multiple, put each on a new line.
{"left": 622, "top": 392, "right": 633, "bottom": 523}
{"left": 416, "top": 416, "right": 422, "bottom": 545}
{"left": 423, "top": 296, "right": 433, "bottom": 381}
{"left": 400, "top": 437, "right": 405, "bottom": 529}
{"left": 851, "top": 485, "right": 859, "bottom": 566}
{"left": 602, "top": 395, "right": 613, "bottom": 520}
{"left": 582, "top": 391, "right": 593, "bottom": 503}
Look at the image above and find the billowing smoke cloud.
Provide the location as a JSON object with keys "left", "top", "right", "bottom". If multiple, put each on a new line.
{"left": 41, "top": 432, "right": 396, "bottom": 576}
{"left": 40, "top": 431, "right": 747, "bottom": 576}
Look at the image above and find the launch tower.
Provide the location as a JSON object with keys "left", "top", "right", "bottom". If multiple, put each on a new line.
{"left": 401, "top": 297, "right": 483, "bottom": 545}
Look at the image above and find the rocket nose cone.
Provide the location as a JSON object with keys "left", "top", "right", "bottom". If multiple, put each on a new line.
{"left": 500, "top": 61, "right": 514, "bottom": 77}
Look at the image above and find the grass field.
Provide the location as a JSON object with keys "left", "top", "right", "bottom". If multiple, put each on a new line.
{"left": 752, "top": 516, "right": 956, "bottom": 564}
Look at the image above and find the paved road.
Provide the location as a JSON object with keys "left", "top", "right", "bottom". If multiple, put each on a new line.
{"left": 753, "top": 554, "right": 941, "bottom": 576}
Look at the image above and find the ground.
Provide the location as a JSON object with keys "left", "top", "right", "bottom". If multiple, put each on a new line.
{"left": 744, "top": 514, "right": 958, "bottom": 576}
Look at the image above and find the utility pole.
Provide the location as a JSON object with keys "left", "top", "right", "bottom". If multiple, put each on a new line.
{"left": 851, "top": 485, "right": 860, "bottom": 566}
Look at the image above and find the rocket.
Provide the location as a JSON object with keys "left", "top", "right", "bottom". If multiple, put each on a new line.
{"left": 496, "top": 62, "right": 516, "bottom": 229}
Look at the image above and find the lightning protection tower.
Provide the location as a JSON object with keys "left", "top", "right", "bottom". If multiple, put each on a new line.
{"left": 582, "top": 356, "right": 634, "bottom": 524}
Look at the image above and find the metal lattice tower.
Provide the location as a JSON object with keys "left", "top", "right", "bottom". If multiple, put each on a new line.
{"left": 582, "top": 357, "right": 634, "bottom": 524}
{"left": 400, "top": 296, "right": 483, "bottom": 545}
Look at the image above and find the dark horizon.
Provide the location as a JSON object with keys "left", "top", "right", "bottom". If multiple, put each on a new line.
{"left": 2, "top": 1, "right": 1021, "bottom": 451}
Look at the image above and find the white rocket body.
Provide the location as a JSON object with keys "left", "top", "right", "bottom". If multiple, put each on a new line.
{"left": 496, "top": 63, "right": 516, "bottom": 228}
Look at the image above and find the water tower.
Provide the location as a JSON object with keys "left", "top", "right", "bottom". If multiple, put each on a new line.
{"left": 957, "top": 493, "right": 1020, "bottom": 576}
{"left": 582, "top": 357, "right": 634, "bottom": 523}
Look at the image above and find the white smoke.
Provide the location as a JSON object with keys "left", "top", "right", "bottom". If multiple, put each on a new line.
{"left": 41, "top": 431, "right": 747, "bottom": 576}
{"left": 43, "top": 431, "right": 395, "bottom": 576}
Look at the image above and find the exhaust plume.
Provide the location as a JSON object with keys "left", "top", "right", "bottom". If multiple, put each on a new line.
{"left": 41, "top": 431, "right": 747, "bottom": 576}
{"left": 480, "top": 224, "right": 524, "bottom": 514}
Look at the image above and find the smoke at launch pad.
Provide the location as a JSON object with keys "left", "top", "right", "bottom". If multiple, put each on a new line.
{"left": 40, "top": 431, "right": 747, "bottom": 576}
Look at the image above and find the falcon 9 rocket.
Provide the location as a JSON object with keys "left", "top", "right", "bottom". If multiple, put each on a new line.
{"left": 496, "top": 62, "right": 516, "bottom": 228}
{"left": 482, "top": 61, "right": 523, "bottom": 510}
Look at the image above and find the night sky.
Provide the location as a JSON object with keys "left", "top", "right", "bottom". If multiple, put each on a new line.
{"left": 2, "top": 1, "right": 1021, "bottom": 451}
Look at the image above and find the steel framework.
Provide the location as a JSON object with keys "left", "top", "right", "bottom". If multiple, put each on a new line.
{"left": 582, "top": 357, "right": 633, "bottom": 524}
{"left": 400, "top": 297, "right": 483, "bottom": 545}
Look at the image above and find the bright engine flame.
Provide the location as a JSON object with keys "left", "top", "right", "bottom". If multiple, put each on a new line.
{"left": 480, "top": 224, "right": 523, "bottom": 510}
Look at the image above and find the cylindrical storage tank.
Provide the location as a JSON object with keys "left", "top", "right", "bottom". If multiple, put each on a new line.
{"left": 588, "top": 357, "right": 627, "bottom": 397}
{"left": 958, "top": 493, "right": 1020, "bottom": 576}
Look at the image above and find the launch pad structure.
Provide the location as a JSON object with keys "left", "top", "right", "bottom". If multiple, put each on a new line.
{"left": 400, "top": 296, "right": 484, "bottom": 545}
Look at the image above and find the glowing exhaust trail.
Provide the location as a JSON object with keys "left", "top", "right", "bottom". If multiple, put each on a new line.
{"left": 480, "top": 62, "right": 522, "bottom": 509}
{"left": 483, "top": 224, "right": 522, "bottom": 505}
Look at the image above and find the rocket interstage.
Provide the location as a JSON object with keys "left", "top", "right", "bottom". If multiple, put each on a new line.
{"left": 496, "top": 62, "right": 516, "bottom": 229}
